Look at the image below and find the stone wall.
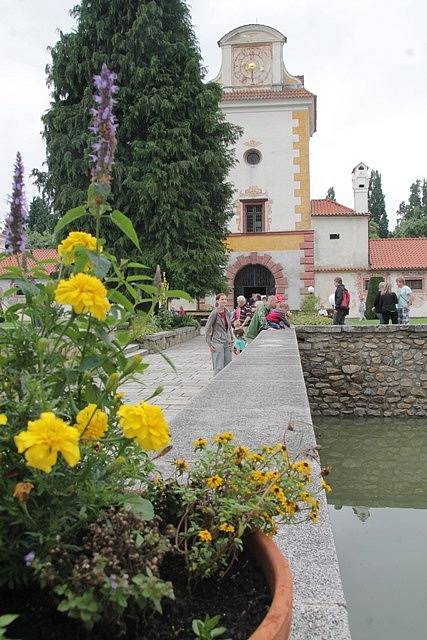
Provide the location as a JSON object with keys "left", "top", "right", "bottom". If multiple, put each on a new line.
{"left": 139, "top": 326, "right": 199, "bottom": 353}
{"left": 295, "top": 325, "right": 427, "bottom": 417}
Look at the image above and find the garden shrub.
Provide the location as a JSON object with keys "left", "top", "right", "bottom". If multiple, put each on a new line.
{"left": 365, "top": 276, "right": 384, "bottom": 319}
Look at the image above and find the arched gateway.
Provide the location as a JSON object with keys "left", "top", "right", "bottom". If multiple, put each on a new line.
{"left": 226, "top": 253, "right": 287, "bottom": 305}
{"left": 234, "top": 264, "right": 275, "bottom": 302}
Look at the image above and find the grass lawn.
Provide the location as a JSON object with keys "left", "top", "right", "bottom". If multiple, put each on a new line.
{"left": 347, "top": 317, "right": 427, "bottom": 325}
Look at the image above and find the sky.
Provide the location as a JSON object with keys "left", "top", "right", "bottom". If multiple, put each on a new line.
{"left": 1, "top": 0, "right": 427, "bottom": 230}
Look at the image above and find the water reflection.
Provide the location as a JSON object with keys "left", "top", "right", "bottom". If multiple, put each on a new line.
{"left": 315, "top": 418, "right": 427, "bottom": 640}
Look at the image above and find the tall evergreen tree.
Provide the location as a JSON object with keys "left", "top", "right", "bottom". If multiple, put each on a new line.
{"left": 326, "top": 186, "right": 336, "bottom": 201}
{"left": 34, "top": 0, "right": 239, "bottom": 297}
{"left": 406, "top": 180, "right": 422, "bottom": 218}
{"left": 28, "top": 197, "right": 53, "bottom": 234}
{"left": 368, "top": 170, "right": 388, "bottom": 237}
{"left": 394, "top": 180, "right": 427, "bottom": 237}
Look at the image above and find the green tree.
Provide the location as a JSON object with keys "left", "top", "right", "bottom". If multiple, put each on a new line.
{"left": 365, "top": 276, "right": 384, "bottom": 320}
{"left": 34, "top": 0, "right": 239, "bottom": 298}
{"left": 368, "top": 170, "right": 388, "bottom": 237}
{"left": 28, "top": 196, "right": 54, "bottom": 234}
{"left": 394, "top": 180, "right": 427, "bottom": 237}
{"left": 27, "top": 229, "right": 55, "bottom": 249}
{"left": 326, "top": 186, "right": 336, "bottom": 201}
{"left": 407, "top": 180, "right": 422, "bottom": 218}
{"left": 368, "top": 219, "right": 380, "bottom": 238}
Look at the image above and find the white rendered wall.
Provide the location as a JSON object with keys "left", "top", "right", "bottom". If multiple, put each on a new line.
{"left": 223, "top": 103, "right": 300, "bottom": 233}
{"left": 314, "top": 272, "right": 361, "bottom": 317}
{"left": 312, "top": 217, "right": 369, "bottom": 268}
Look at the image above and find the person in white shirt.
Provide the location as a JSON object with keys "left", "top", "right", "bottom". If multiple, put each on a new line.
{"left": 396, "top": 277, "right": 413, "bottom": 325}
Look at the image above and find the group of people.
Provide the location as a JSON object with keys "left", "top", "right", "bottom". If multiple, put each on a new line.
{"left": 371, "top": 276, "right": 413, "bottom": 325}
{"left": 334, "top": 276, "right": 413, "bottom": 325}
{"left": 205, "top": 293, "right": 291, "bottom": 375}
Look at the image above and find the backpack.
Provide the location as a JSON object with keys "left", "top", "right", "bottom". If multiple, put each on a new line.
{"left": 340, "top": 288, "right": 350, "bottom": 309}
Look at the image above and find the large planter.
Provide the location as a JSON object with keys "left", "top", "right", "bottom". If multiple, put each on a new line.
{"left": 248, "top": 531, "right": 293, "bottom": 640}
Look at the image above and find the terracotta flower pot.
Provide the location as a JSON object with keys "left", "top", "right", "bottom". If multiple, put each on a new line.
{"left": 247, "top": 531, "right": 293, "bottom": 640}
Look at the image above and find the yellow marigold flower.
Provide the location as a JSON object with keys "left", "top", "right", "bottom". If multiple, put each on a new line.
{"left": 14, "top": 412, "right": 80, "bottom": 474}
{"left": 292, "top": 460, "right": 312, "bottom": 477}
{"left": 193, "top": 437, "right": 208, "bottom": 450}
{"left": 249, "top": 452, "right": 264, "bottom": 463}
{"left": 74, "top": 404, "right": 108, "bottom": 440}
{"left": 283, "top": 499, "right": 297, "bottom": 515}
{"left": 249, "top": 470, "right": 267, "bottom": 484}
{"left": 213, "top": 431, "right": 234, "bottom": 445}
{"left": 0, "top": 414, "right": 7, "bottom": 425}
{"left": 207, "top": 475, "right": 223, "bottom": 489}
{"left": 13, "top": 482, "right": 34, "bottom": 503}
{"left": 261, "top": 445, "right": 274, "bottom": 454}
{"left": 55, "top": 273, "right": 110, "bottom": 321}
{"left": 265, "top": 470, "right": 279, "bottom": 482}
{"left": 174, "top": 458, "right": 189, "bottom": 472}
{"left": 271, "top": 484, "right": 285, "bottom": 502}
{"left": 58, "top": 231, "right": 98, "bottom": 265}
{"left": 118, "top": 402, "right": 170, "bottom": 452}
{"left": 321, "top": 479, "right": 332, "bottom": 493}
{"left": 234, "top": 445, "right": 250, "bottom": 462}
{"left": 218, "top": 523, "right": 235, "bottom": 534}
{"left": 198, "top": 529, "right": 213, "bottom": 542}
{"left": 309, "top": 511, "right": 319, "bottom": 524}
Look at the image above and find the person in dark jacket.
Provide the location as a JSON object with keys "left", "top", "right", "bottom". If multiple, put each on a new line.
{"left": 372, "top": 282, "right": 385, "bottom": 323}
{"left": 333, "top": 277, "right": 348, "bottom": 325}
{"left": 205, "top": 293, "right": 234, "bottom": 375}
{"left": 379, "top": 282, "right": 398, "bottom": 324}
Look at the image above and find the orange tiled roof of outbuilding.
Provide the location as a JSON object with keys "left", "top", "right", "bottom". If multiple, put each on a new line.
{"left": 369, "top": 238, "right": 427, "bottom": 270}
{"left": 0, "top": 248, "right": 58, "bottom": 276}
{"left": 310, "top": 199, "right": 368, "bottom": 216}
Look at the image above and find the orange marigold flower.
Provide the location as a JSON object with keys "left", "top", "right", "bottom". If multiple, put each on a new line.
{"left": 198, "top": 529, "right": 213, "bottom": 542}
{"left": 207, "top": 475, "right": 223, "bottom": 489}
{"left": 13, "top": 482, "right": 34, "bottom": 503}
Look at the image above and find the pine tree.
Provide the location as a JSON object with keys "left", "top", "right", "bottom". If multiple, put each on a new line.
{"left": 326, "top": 186, "right": 336, "bottom": 201}
{"left": 394, "top": 180, "right": 427, "bottom": 237}
{"left": 34, "top": 0, "right": 239, "bottom": 298}
{"left": 406, "top": 180, "right": 422, "bottom": 218}
{"left": 368, "top": 170, "right": 388, "bottom": 237}
{"left": 28, "top": 197, "right": 53, "bottom": 234}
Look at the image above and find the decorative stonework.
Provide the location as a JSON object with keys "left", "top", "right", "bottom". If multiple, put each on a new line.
{"left": 292, "top": 110, "right": 311, "bottom": 230}
{"left": 244, "top": 139, "right": 262, "bottom": 147}
{"left": 299, "top": 230, "right": 315, "bottom": 294}
{"left": 226, "top": 253, "right": 287, "bottom": 304}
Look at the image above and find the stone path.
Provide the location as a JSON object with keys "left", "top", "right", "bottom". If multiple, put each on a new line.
{"left": 121, "top": 334, "right": 213, "bottom": 421}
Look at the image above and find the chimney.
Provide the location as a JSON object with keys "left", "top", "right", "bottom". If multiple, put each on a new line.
{"left": 352, "top": 162, "right": 369, "bottom": 213}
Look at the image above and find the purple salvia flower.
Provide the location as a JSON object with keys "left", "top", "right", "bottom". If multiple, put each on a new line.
{"left": 90, "top": 63, "right": 118, "bottom": 185}
{"left": 24, "top": 551, "right": 35, "bottom": 566}
{"left": 4, "top": 151, "right": 28, "bottom": 255}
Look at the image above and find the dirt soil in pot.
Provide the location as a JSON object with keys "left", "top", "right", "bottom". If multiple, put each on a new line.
{"left": 2, "top": 552, "right": 271, "bottom": 640}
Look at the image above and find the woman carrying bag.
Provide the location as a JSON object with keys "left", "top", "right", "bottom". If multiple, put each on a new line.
{"left": 205, "top": 293, "right": 234, "bottom": 376}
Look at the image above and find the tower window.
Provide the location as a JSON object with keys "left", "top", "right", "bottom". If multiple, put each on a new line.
{"left": 329, "top": 233, "right": 340, "bottom": 240}
{"left": 358, "top": 165, "right": 364, "bottom": 170}
{"left": 244, "top": 149, "right": 262, "bottom": 165}
{"left": 359, "top": 184, "right": 365, "bottom": 188}
{"left": 244, "top": 201, "right": 265, "bottom": 233}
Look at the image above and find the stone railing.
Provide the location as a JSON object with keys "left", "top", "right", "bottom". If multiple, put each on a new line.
{"left": 138, "top": 325, "right": 199, "bottom": 353}
{"left": 295, "top": 325, "right": 427, "bottom": 417}
{"left": 159, "top": 330, "right": 351, "bottom": 640}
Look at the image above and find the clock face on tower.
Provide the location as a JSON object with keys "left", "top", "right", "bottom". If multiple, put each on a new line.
{"left": 232, "top": 45, "right": 272, "bottom": 86}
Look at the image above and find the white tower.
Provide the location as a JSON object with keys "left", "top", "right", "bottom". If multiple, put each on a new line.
{"left": 352, "top": 162, "right": 369, "bottom": 213}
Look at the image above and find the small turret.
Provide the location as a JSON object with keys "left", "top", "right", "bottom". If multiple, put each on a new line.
{"left": 352, "top": 162, "right": 369, "bottom": 213}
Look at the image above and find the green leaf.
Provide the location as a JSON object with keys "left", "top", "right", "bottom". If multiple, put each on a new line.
{"left": 54, "top": 205, "right": 87, "bottom": 236}
{"left": 108, "top": 289, "right": 134, "bottom": 313}
{"left": 15, "top": 279, "right": 40, "bottom": 297}
{"left": 127, "top": 261, "right": 148, "bottom": 269}
{"left": 122, "top": 495, "right": 154, "bottom": 520}
{"left": 87, "top": 251, "right": 111, "bottom": 279}
{"left": 110, "top": 210, "right": 141, "bottom": 251}
{"left": 164, "top": 289, "right": 192, "bottom": 301}
{"left": 115, "top": 331, "right": 131, "bottom": 346}
{"left": 126, "top": 274, "right": 152, "bottom": 282}
{"left": 0, "top": 614, "right": 19, "bottom": 628}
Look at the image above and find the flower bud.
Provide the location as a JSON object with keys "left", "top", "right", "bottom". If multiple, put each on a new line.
{"left": 123, "top": 354, "right": 142, "bottom": 375}
{"left": 106, "top": 372, "right": 120, "bottom": 393}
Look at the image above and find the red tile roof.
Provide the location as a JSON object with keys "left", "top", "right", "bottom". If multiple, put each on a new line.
{"left": 311, "top": 199, "right": 369, "bottom": 216}
{"left": 369, "top": 238, "right": 427, "bottom": 270}
{"left": 0, "top": 248, "right": 58, "bottom": 277}
{"left": 221, "top": 87, "right": 315, "bottom": 101}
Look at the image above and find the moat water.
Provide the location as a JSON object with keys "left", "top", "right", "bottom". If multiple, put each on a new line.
{"left": 314, "top": 418, "right": 427, "bottom": 640}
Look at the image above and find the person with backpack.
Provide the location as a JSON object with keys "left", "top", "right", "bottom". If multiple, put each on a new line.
{"left": 333, "top": 277, "right": 350, "bottom": 325}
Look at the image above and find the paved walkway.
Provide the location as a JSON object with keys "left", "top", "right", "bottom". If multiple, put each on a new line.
{"left": 121, "top": 335, "right": 213, "bottom": 421}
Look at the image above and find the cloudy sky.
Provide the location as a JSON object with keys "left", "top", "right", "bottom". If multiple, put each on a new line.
{"left": 1, "top": 0, "right": 427, "bottom": 229}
